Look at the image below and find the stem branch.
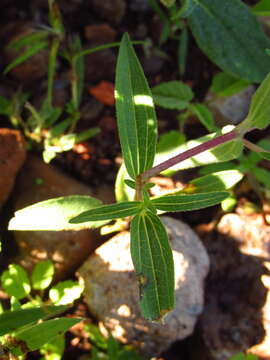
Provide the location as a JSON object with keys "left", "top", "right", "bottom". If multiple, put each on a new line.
{"left": 141, "top": 130, "right": 238, "bottom": 180}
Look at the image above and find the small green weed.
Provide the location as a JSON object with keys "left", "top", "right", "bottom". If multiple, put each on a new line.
{"left": 0, "top": 260, "right": 83, "bottom": 359}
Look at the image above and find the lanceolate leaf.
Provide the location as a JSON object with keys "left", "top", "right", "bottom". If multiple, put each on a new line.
{"left": 10, "top": 318, "right": 81, "bottom": 356}
{"left": 258, "top": 152, "right": 270, "bottom": 161}
{"left": 8, "top": 195, "right": 107, "bottom": 231}
{"left": 115, "top": 33, "right": 157, "bottom": 179}
{"left": 236, "top": 72, "right": 270, "bottom": 135}
{"left": 151, "top": 191, "right": 229, "bottom": 212}
{"left": 210, "top": 72, "right": 251, "bottom": 97}
{"left": 4, "top": 40, "right": 48, "bottom": 74}
{"left": 189, "top": 103, "right": 218, "bottom": 132}
{"left": 253, "top": 0, "right": 270, "bottom": 16}
{"left": 184, "top": 170, "right": 244, "bottom": 193}
{"left": 0, "top": 305, "right": 68, "bottom": 336}
{"left": 70, "top": 201, "right": 142, "bottom": 223}
{"left": 130, "top": 212, "right": 174, "bottom": 321}
{"left": 188, "top": 0, "right": 270, "bottom": 83}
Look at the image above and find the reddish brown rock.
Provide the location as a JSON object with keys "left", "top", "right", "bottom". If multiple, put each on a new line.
{"left": 84, "top": 24, "right": 116, "bottom": 45}
{"left": 0, "top": 128, "right": 26, "bottom": 207}
{"left": 11, "top": 155, "right": 114, "bottom": 280}
{"left": 89, "top": 0, "right": 126, "bottom": 24}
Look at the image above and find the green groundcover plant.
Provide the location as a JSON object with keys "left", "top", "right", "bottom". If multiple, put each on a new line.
{"left": 0, "top": 260, "right": 83, "bottom": 359}
{"left": 9, "top": 33, "right": 270, "bottom": 323}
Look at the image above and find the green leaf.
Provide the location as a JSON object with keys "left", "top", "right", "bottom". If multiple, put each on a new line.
{"left": 221, "top": 194, "right": 237, "bottom": 212}
{"left": 70, "top": 201, "right": 142, "bottom": 223}
{"left": 8, "top": 195, "right": 107, "bottom": 231}
{"left": 184, "top": 170, "right": 243, "bottom": 193}
{"left": 40, "top": 335, "right": 65, "bottom": 360}
{"left": 115, "top": 33, "right": 157, "bottom": 179}
{"left": 107, "top": 335, "right": 120, "bottom": 360}
{"left": 115, "top": 164, "right": 135, "bottom": 203}
{"left": 84, "top": 323, "right": 108, "bottom": 350}
{"left": 1, "top": 264, "right": 31, "bottom": 300}
{"left": 8, "top": 31, "right": 49, "bottom": 50}
{"left": 69, "top": 35, "right": 85, "bottom": 110}
{"left": 246, "top": 355, "right": 259, "bottom": 360}
{"left": 0, "top": 95, "right": 12, "bottom": 116}
{"left": 189, "top": 103, "right": 218, "bottom": 132}
{"left": 151, "top": 191, "right": 229, "bottom": 212}
{"left": 0, "top": 305, "right": 68, "bottom": 336}
{"left": 10, "top": 296, "right": 22, "bottom": 311}
{"left": 178, "top": 27, "right": 189, "bottom": 75}
{"left": 48, "top": 117, "right": 72, "bottom": 138}
{"left": 253, "top": 0, "right": 270, "bottom": 16}
{"left": 31, "top": 260, "right": 54, "bottom": 290}
{"left": 172, "top": 0, "right": 196, "bottom": 20}
{"left": 258, "top": 152, "right": 270, "bottom": 161}
{"left": 4, "top": 40, "right": 48, "bottom": 74}
{"left": 252, "top": 167, "right": 270, "bottom": 189}
{"left": 151, "top": 81, "right": 194, "bottom": 110}
{"left": 10, "top": 318, "right": 81, "bottom": 356}
{"left": 229, "top": 353, "right": 245, "bottom": 360}
{"left": 154, "top": 125, "right": 243, "bottom": 176}
{"left": 130, "top": 212, "right": 174, "bottom": 321}
{"left": 160, "top": 0, "right": 176, "bottom": 7}
{"left": 75, "top": 127, "right": 100, "bottom": 143}
{"left": 49, "top": 280, "right": 84, "bottom": 305}
{"left": 188, "top": 0, "right": 270, "bottom": 82}
{"left": 199, "top": 161, "right": 237, "bottom": 175}
{"left": 210, "top": 72, "right": 251, "bottom": 97}
{"left": 236, "top": 72, "right": 270, "bottom": 135}
{"left": 157, "top": 130, "right": 186, "bottom": 153}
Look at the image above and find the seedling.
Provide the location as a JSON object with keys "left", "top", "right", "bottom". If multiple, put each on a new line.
{"left": 9, "top": 33, "right": 270, "bottom": 322}
{"left": 2, "top": 0, "right": 143, "bottom": 163}
{"left": 0, "top": 261, "right": 83, "bottom": 359}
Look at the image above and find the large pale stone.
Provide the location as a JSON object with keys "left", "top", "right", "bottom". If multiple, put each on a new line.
{"left": 78, "top": 216, "right": 209, "bottom": 357}
{"left": 206, "top": 86, "right": 255, "bottom": 127}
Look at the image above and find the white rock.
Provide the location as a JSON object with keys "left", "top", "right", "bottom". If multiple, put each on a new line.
{"left": 78, "top": 216, "right": 210, "bottom": 357}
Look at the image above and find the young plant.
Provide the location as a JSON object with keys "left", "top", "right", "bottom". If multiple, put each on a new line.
{"left": 3, "top": 0, "right": 130, "bottom": 163}
{"left": 0, "top": 260, "right": 83, "bottom": 359}
{"left": 8, "top": 33, "right": 270, "bottom": 322}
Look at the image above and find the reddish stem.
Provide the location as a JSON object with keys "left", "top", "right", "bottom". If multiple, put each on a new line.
{"left": 141, "top": 130, "right": 238, "bottom": 180}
